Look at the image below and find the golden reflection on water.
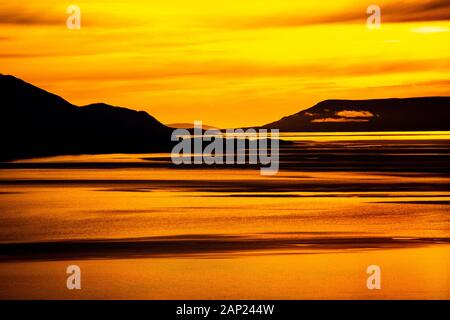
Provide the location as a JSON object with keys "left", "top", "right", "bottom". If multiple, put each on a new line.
{"left": 0, "top": 169, "right": 449, "bottom": 242}
{"left": 0, "top": 133, "right": 449, "bottom": 299}
{"left": 279, "top": 131, "right": 450, "bottom": 141}
{"left": 0, "top": 245, "right": 448, "bottom": 299}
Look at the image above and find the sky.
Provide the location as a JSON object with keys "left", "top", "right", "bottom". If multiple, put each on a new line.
{"left": 0, "top": 0, "right": 449, "bottom": 128}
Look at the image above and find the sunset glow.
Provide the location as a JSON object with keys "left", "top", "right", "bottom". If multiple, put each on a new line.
{"left": 1, "top": 0, "right": 449, "bottom": 127}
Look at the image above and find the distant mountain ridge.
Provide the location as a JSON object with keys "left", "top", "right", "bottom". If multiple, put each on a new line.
{"left": 167, "top": 123, "right": 220, "bottom": 130}
{"left": 263, "top": 97, "right": 450, "bottom": 132}
{"left": 1, "top": 74, "right": 449, "bottom": 161}
{"left": 0, "top": 74, "right": 172, "bottom": 160}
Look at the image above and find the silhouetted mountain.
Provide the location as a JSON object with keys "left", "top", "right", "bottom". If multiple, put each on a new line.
{"left": 2, "top": 75, "right": 449, "bottom": 161}
{"left": 0, "top": 74, "right": 172, "bottom": 160}
{"left": 167, "top": 123, "right": 220, "bottom": 130}
{"left": 263, "top": 97, "right": 450, "bottom": 132}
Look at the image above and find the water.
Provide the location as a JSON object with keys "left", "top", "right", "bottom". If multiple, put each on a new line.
{"left": 0, "top": 132, "right": 449, "bottom": 299}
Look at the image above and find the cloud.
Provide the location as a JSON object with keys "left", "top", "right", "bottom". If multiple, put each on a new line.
{"left": 411, "top": 26, "right": 450, "bottom": 33}
{"left": 1, "top": 0, "right": 449, "bottom": 29}
{"left": 23, "top": 56, "right": 449, "bottom": 83}
{"left": 311, "top": 118, "right": 370, "bottom": 123}
{"left": 386, "top": 0, "right": 450, "bottom": 22}
{"left": 0, "top": 6, "right": 62, "bottom": 25}
{"left": 336, "top": 110, "right": 374, "bottom": 118}
{"left": 0, "top": 4, "right": 107, "bottom": 27}
{"left": 216, "top": 0, "right": 450, "bottom": 29}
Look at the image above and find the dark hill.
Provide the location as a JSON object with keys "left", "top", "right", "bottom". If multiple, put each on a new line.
{"left": 263, "top": 97, "right": 450, "bottom": 132}
{"left": 0, "top": 74, "right": 172, "bottom": 160}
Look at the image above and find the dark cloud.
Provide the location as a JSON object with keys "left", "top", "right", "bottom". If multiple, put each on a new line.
{"left": 383, "top": 0, "right": 450, "bottom": 22}
{"left": 0, "top": 10, "right": 62, "bottom": 26}
{"left": 217, "top": 0, "right": 450, "bottom": 29}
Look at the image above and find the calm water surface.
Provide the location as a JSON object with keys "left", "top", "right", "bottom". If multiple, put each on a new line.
{"left": 0, "top": 132, "right": 448, "bottom": 299}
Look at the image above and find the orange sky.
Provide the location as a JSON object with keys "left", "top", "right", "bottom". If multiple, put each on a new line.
{"left": 1, "top": 0, "right": 449, "bottom": 127}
